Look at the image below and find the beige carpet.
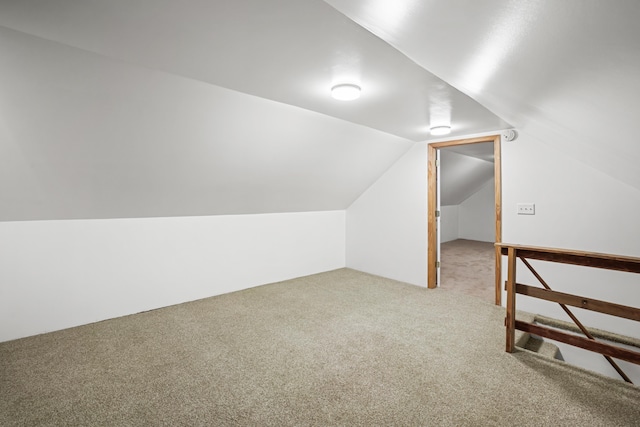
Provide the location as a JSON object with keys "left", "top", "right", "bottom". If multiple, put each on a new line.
{"left": 1, "top": 269, "right": 638, "bottom": 426}
{"left": 441, "top": 239, "right": 495, "bottom": 302}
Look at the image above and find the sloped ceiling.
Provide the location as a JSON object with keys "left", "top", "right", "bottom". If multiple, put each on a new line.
{"left": 0, "top": 0, "right": 509, "bottom": 221}
{"left": 440, "top": 143, "right": 494, "bottom": 206}
{"left": 0, "top": 27, "right": 411, "bottom": 220}
{"left": 326, "top": 0, "right": 640, "bottom": 191}
{"left": 9, "top": 1, "right": 635, "bottom": 222}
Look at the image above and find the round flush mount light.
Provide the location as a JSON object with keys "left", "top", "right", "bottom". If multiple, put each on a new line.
{"left": 331, "top": 84, "right": 361, "bottom": 101}
{"left": 430, "top": 125, "right": 451, "bottom": 136}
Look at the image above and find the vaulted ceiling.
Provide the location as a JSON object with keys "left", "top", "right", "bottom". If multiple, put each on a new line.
{"left": 0, "top": 0, "right": 637, "bottom": 221}
{"left": 327, "top": 0, "right": 640, "bottom": 191}
{"left": 440, "top": 143, "right": 494, "bottom": 207}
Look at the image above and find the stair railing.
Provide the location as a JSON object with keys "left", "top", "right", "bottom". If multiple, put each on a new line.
{"left": 498, "top": 243, "right": 640, "bottom": 384}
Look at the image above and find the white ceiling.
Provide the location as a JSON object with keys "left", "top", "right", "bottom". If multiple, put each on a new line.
{"left": 0, "top": 0, "right": 511, "bottom": 221}
{"left": 1, "top": 0, "right": 638, "bottom": 221}
{"left": 0, "top": 26, "right": 414, "bottom": 219}
{"left": 326, "top": 0, "right": 640, "bottom": 191}
{"left": 440, "top": 145, "right": 494, "bottom": 206}
{"left": 0, "top": 0, "right": 508, "bottom": 141}
{"left": 444, "top": 142, "right": 494, "bottom": 164}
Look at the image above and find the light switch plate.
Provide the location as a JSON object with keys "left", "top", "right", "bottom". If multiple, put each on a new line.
{"left": 517, "top": 203, "right": 535, "bottom": 215}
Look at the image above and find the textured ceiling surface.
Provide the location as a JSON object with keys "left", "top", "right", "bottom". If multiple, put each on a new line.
{"left": 326, "top": 0, "right": 640, "bottom": 191}
{"left": 0, "top": 0, "right": 510, "bottom": 141}
{"left": 2, "top": 0, "right": 637, "bottom": 221}
{"left": 0, "top": 0, "right": 511, "bottom": 220}
{"left": 0, "top": 26, "right": 415, "bottom": 220}
{"left": 440, "top": 148, "right": 494, "bottom": 207}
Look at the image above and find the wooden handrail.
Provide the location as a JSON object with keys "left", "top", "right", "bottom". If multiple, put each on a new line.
{"left": 497, "top": 244, "right": 640, "bottom": 273}
{"left": 498, "top": 243, "right": 640, "bottom": 384}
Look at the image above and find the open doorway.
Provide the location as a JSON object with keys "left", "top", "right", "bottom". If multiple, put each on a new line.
{"left": 427, "top": 135, "right": 502, "bottom": 305}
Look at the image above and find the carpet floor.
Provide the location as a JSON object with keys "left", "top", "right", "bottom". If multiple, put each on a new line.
{"left": 1, "top": 269, "right": 638, "bottom": 426}
{"left": 440, "top": 239, "right": 495, "bottom": 303}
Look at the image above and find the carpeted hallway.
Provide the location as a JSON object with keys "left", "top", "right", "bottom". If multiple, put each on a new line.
{"left": 1, "top": 269, "right": 638, "bottom": 426}
{"left": 440, "top": 239, "right": 495, "bottom": 303}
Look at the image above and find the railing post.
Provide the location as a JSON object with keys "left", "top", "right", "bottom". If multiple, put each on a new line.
{"left": 505, "top": 247, "right": 517, "bottom": 352}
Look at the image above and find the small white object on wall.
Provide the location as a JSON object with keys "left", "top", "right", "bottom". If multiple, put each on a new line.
{"left": 517, "top": 203, "right": 535, "bottom": 215}
{"left": 503, "top": 129, "right": 518, "bottom": 141}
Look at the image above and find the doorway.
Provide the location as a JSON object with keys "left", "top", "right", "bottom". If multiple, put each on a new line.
{"left": 427, "top": 135, "right": 502, "bottom": 305}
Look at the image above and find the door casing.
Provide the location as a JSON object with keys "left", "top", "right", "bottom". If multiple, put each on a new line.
{"left": 427, "top": 134, "right": 502, "bottom": 305}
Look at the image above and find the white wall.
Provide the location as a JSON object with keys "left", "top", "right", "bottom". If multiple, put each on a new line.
{"left": 501, "top": 130, "right": 640, "bottom": 332}
{"left": 439, "top": 150, "right": 494, "bottom": 206}
{"left": 458, "top": 178, "right": 495, "bottom": 242}
{"left": 441, "top": 178, "right": 493, "bottom": 244}
{"left": 346, "top": 143, "right": 427, "bottom": 287}
{"left": 501, "top": 129, "right": 640, "bottom": 380}
{"left": 346, "top": 129, "right": 640, "bottom": 381}
{"left": 440, "top": 205, "right": 459, "bottom": 243}
{"left": 0, "top": 211, "right": 345, "bottom": 342}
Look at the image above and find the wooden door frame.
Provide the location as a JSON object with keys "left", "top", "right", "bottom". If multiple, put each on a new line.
{"left": 427, "top": 134, "right": 503, "bottom": 305}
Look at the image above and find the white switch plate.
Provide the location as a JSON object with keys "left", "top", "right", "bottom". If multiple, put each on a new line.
{"left": 517, "top": 203, "right": 535, "bottom": 215}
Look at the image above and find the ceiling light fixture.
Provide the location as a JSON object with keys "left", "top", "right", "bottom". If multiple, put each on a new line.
{"left": 331, "top": 84, "right": 361, "bottom": 101}
{"left": 430, "top": 125, "right": 451, "bottom": 136}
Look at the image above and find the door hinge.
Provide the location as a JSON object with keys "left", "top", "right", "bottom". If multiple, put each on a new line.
{"left": 435, "top": 210, "right": 440, "bottom": 218}
{"left": 435, "top": 159, "right": 440, "bottom": 167}
{"left": 436, "top": 261, "right": 441, "bottom": 268}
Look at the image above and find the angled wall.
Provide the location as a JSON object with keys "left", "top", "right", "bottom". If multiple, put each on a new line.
{"left": 441, "top": 177, "right": 495, "bottom": 244}
{"left": 347, "top": 127, "right": 640, "bottom": 325}
{"left": 346, "top": 143, "right": 427, "bottom": 287}
{"left": 346, "top": 128, "right": 640, "bottom": 380}
{"left": 0, "top": 26, "right": 412, "bottom": 221}
{"left": 439, "top": 150, "right": 493, "bottom": 206}
{"left": 438, "top": 148, "right": 495, "bottom": 243}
